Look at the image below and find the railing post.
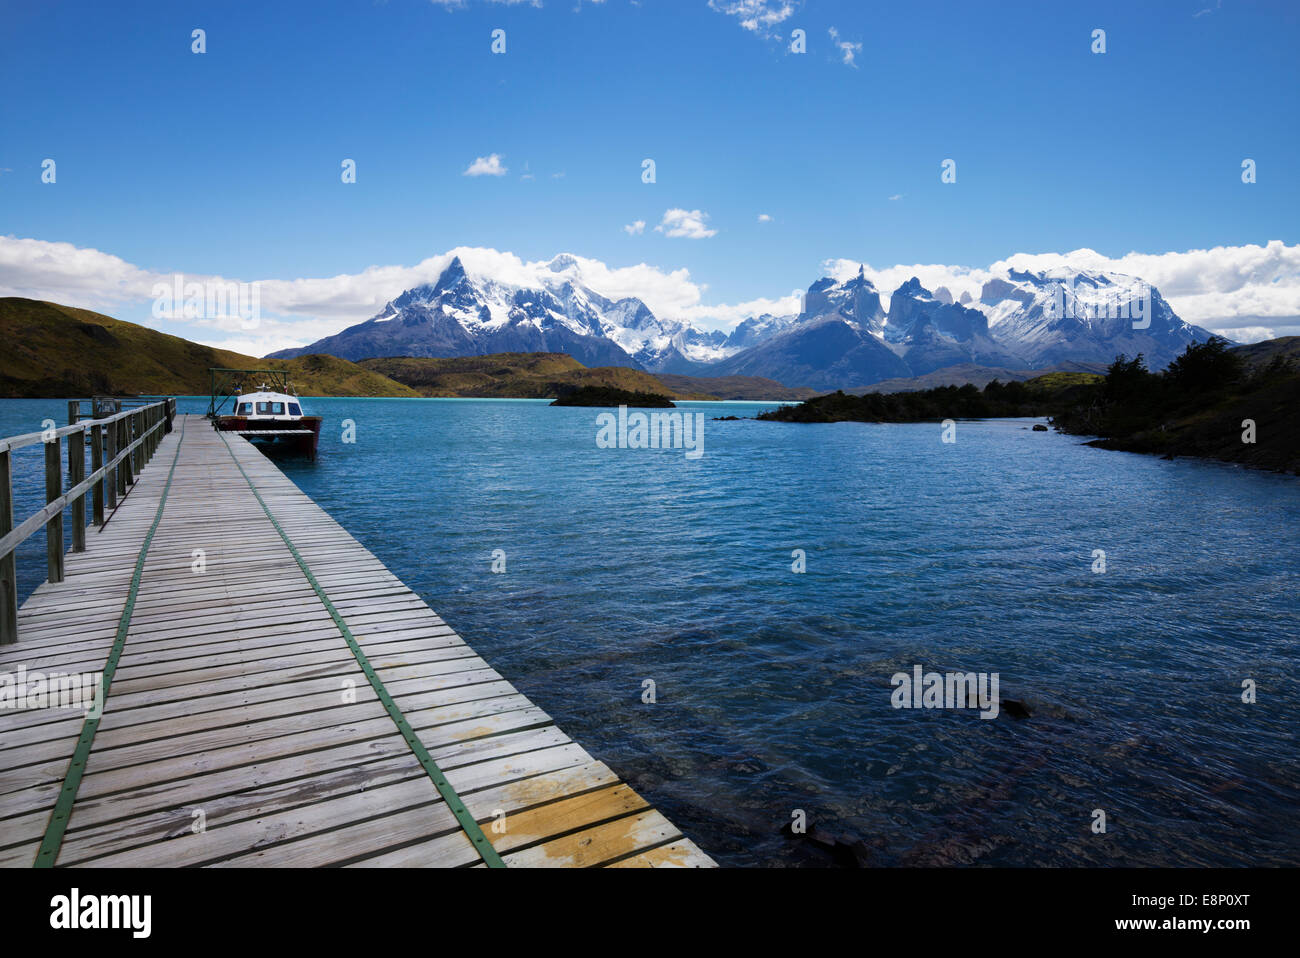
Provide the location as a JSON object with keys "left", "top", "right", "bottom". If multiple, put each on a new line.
{"left": 119, "top": 416, "right": 133, "bottom": 489}
{"left": 0, "top": 449, "right": 16, "bottom": 644}
{"left": 91, "top": 423, "right": 105, "bottom": 525}
{"left": 129, "top": 412, "right": 138, "bottom": 476}
{"left": 69, "top": 427, "right": 86, "bottom": 553}
{"left": 45, "top": 435, "right": 64, "bottom": 584}
{"left": 135, "top": 410, "right": 145, "bottom": 473}
{"left": 106, "top": 415, "right": 119, "bottom": 509}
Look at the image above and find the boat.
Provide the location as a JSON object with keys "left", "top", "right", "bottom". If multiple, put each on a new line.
{"left": 210, "top": 370, "right": 322, "bottom": 459}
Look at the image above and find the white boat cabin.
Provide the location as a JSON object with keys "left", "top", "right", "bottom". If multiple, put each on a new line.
{"left": 234, "top": 390, "right": 305, "bottom": 421}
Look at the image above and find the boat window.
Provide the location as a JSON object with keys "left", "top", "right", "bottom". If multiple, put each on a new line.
{"left": 288, "top": 403, "right": 301, "bottom": 416}
{"left": 256, "top": 402, "right": 285, "bottom": 415}
{"left": 238, "top": 403, "right": 252, "bottom": 414}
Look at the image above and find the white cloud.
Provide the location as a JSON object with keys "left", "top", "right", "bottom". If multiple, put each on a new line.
{"left": 623, "top": 220, "right": 646, "bottom": 236}
{"left": 888, "top": 194, "right": 903, "bottom": 201}
{"left": 0, "top": 236, "right": 154, "bottom": 305}
{"left": 1222, "top": 325, "right": 1276, "bottom": 341}
{"left": 681, "top": 292, "right": 804, "bottom": 330}
{"left": 757, "top": 213, "right": 773, "bottom": 223}
{"left": 828, "top": 27, "right": 861, "bottom": 67}
{"left": 0, "top": 237, "right": 716, "bottom": 353}
{"left": 708, "top": 1, "right": 797, "bottom": 37}
{"left": 463, "top": 153, "right": 507, "bottom": 177}
{"left": 655, "top": 208, "right": 717, "bottom": 239}
{"left": 2, "top": 235, "right": 1296, "bottom": 356}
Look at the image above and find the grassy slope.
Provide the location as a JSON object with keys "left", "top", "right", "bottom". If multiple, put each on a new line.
{"left": 358, "top": 353, "right": 715, "bottom": 400}
{"left": 848, "top": 362, "right": 1109, "bottom": 395}
{"left": 0, "top": 298, "right": 418, "bottom": 398}
{"left": 1231, "top": 336, "right": 1300, "bottom": 368}
{"left": 1025, "top": 371, "right": 1105, "bottom": 389}
{"left": 653, "top": 373, "right": 818, "bottom": 401}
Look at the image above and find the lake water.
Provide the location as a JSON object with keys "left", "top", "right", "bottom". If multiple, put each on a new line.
{"left": 3, "top": 397, "right": 1297, "bottom": 867}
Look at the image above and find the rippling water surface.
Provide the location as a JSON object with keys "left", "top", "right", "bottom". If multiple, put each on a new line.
{"left": 4, "top": 397, "right": 1297, "bottom": 866}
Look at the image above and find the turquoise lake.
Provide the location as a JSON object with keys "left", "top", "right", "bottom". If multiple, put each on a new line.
{"left": 2, "top": 397, "right": 1297, "bottom": 867}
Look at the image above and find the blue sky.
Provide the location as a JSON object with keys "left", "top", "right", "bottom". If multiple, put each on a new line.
{"left": 1, "top": 0, "right": 1298, "bottom": 352}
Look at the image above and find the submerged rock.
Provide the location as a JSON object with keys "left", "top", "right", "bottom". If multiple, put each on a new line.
{"left": 781, "top": 821, "right": 875, "bottom": 867}
{"left": 1000, "top": 697, "right": 1032, "bottom": 719}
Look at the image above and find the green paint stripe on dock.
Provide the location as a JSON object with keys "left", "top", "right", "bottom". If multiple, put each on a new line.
{"left": 215, "top": 429, "right": 506, "bottom": 869}
{"left": 34, "top": 418, "right": 187, "bottom": 868}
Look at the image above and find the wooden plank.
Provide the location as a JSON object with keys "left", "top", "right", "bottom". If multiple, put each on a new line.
{"left": 500, "top": 810, "right": 684, "bottom": 868}
{"left": 606, "top": 839, "right": 717, "bottom": 868}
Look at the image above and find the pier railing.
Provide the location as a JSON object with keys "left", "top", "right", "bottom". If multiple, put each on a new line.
{"left": 0, "top": 398, "right": 176, "bottom": 644}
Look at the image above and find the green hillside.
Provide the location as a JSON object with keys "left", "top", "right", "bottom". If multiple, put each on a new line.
{"left": 1230, "top": 335, "right": 1300, "bottom": 369}
{"left": 849, "top": 362, "right": 1109, "bottom": 395}
{"left": 358, "top": 353, "right": 715, "bottom": 400}
{"left": 653, "top": 373, "right": 817, "bottom": 401}
{"left": 1023, "top": 371, "right": 1105, "bottom": 390}
{"left": 0, "top": 298, "right": 418, "bottom": 398}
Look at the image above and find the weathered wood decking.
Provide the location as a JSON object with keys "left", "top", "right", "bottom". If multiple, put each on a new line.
{"left": 0, "top": 414, "right": 713, "bottom": 867}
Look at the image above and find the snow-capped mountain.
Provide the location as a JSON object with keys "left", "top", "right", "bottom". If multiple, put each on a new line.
{"left": 270, "top": 255, "right": 635, "bottom": 369}
{"left": 711, "top": 269, "right": 906, "bottom": 387}
{"left": 271, "top": 253, "right": 730, "bottom": 374}
{"left": 884, "top": 277, "right": 1026, "bottom": 375}
{"left": 980, "top": 267, "right": 1211, "bottom": 368}
{"left": 724, "top": 312, "right": 797, "bottom": 350}
{"left": 271, "top": 255, "right": 1218, "bottom": 389}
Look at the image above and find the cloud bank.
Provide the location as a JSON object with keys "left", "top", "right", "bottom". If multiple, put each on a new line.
{"left": 1, "top": 235, "right": 1295, "bottom": 356}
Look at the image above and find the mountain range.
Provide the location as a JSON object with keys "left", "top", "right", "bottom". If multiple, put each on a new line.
{"left": 269, "top": 254, "right": 1218, "bottom": 389}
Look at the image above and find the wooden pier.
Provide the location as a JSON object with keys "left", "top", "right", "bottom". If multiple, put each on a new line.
{"left": 0, "top": 409, "right": 713, "bottom": 868}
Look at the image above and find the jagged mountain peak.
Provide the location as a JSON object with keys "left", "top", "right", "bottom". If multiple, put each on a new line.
{"left": 270, "top": 252, "right": 1218, "bottom": 387}
{"left": 546, "top": 253, "right": 581, "bottom": 274}
{"left": 892, "top": 276, "right": 931, "bottom": 299}
{"left": 843, "top": 265, "right": 876, "bottom": 288}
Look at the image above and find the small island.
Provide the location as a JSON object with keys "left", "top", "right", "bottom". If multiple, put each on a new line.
{"left": 550, "top": 385, "right": 676, "bottom": 407}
